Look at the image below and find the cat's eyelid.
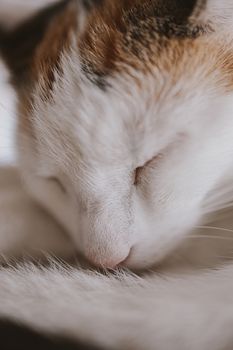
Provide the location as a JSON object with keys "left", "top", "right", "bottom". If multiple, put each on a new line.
{"left": 134, "top": 154, "right": 162, "bottom": 185}
{"left": 134, "top": 166, "right": 144, "bottom": 186}
{"left": 37, "top": 168, "right": 66, "bottom": 192}
{"left": 46, "top": 176, "right": 67, "bottom": 194}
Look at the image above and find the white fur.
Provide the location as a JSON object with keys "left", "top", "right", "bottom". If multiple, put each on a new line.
{"left": 2, "top": 1, "right": 233, "bottom": 349}
{"left": 1, "top": 164, "right": 233, "bottom": 349}
{"left": 0, "top": 60, "right": 74, "bottom": 259}
{"left": 1, "top": 263, "right": 233, "bottom": 350}
{"left": 19, "top": 42, "right": 233, "bottom": 269}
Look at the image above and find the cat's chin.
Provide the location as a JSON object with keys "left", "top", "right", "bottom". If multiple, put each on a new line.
{"left": 121, "top": 252, "right": 171, "bottom": 271}
{"left": 120, "top": 229, "right": 194, "bottom": 271}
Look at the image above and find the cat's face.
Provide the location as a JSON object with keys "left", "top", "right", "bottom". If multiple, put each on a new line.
{"left": 7, "top": 0, "right": 233, "bottom": 269}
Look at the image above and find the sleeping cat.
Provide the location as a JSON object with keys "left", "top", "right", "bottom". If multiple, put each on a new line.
{"left": 1, "top": 0, "right": 233, "bottom": 349}
{"left": 2, "top": 0, "right": 233, "bottom": 270}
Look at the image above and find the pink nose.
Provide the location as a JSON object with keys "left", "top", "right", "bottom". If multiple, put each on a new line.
{"left": 86, "top": 248, "right": 130, "bottom": 269}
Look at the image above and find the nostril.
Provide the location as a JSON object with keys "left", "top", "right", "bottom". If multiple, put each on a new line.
{"left": 85, "top": 247, "right": 131, "bottom": 269}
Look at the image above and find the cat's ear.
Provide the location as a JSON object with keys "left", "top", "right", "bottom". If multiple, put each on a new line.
{"left": 0, "top": 0, "right": 98, "bottom": 88}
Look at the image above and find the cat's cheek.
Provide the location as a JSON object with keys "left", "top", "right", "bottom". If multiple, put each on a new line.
{"left": 126, "top": 195, "right": 202, "bottom": 269}
{"left": 124, "top": 224, "right": 195, "bottom": 270}
{"left": 123, "top": 233, "right": 187, "bottom": 270}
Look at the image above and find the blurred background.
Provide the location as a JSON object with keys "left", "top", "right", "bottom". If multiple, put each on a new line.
{"left": 0, "top": 60, "right": 16, "bottom": 165}
{"left": 0, "top": 0, "right": 59, "bottom": 165}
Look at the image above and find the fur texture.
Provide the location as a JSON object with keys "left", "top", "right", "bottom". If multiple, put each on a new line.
{"left": 5, "top": 0, "right": 233, "bottom": 269}
{"left": 2, "top": 1, "right": 233, "bottom": 349}
{"left": 1, "top": 263, "right": 233, "bottom": 350}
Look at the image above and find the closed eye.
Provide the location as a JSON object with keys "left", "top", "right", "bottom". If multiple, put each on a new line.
{"left": 48, "top": 177, "right": 67, "bottom": 194}
{"left": 134, "top": 166, "right": 144, "bottom": 186}
{"left": 134, "top": 154, "right": 162, "bottom": 186}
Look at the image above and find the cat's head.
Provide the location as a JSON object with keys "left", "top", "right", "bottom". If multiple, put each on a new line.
{"left": 2, "top": 0, "right": 233, "bottom": 269}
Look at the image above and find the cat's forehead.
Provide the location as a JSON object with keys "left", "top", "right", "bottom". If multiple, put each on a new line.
{"left": 34, "top": 47, "right": 211, "bottom": 172}
{"left": 31, "top": 0, "right": 232, "bottom": 99}
{"left": 79, "top": 0, "right": 206, "bottom": 87}
{"left": 23, "top": 0, "right": 233, "bottom": 169}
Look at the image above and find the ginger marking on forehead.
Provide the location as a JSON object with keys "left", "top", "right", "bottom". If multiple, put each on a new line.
{"left": 32, "top": 1, "right": 78, "bottom": 99}
{"left": 78, "top": 0, "right": 208, "bottom": 86}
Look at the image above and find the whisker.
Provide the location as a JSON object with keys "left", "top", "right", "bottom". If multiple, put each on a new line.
{"left": 195, "top": 225, "right": 233, "bottom": 234}
{"left": 215, "top": 255, "right": 233, "bottom": 260}
{"left": 188, "top": 235, "right": 233, "bottom": 241}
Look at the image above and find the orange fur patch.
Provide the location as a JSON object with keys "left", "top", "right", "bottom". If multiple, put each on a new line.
{"left": 32, "top": 1, "right": 78, "bottom": 99}
{"left": 8, "top": 0, "right": 233, "bottom": 138}
{"left": 78, "top": 0, "right": 207, "bottom": 86}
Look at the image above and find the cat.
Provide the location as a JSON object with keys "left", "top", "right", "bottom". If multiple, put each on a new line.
{"left": 1, "top": 0, "right": 233, "bottom": 349}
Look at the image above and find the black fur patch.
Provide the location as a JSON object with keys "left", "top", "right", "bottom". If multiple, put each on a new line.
{"left": 0, "top": 319, "right": 105, "bottom": 350}
{"left": 125, "top": 0, "right": 206, "bottom": 40}
{"left": 121, "top": 0, "right": 208, "bottom": 60}
{"left": 0, "top": 0, "right": 70, "bottom": 85}
{"left": 147, "top": 0, "right": 201, "bottom": 24}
